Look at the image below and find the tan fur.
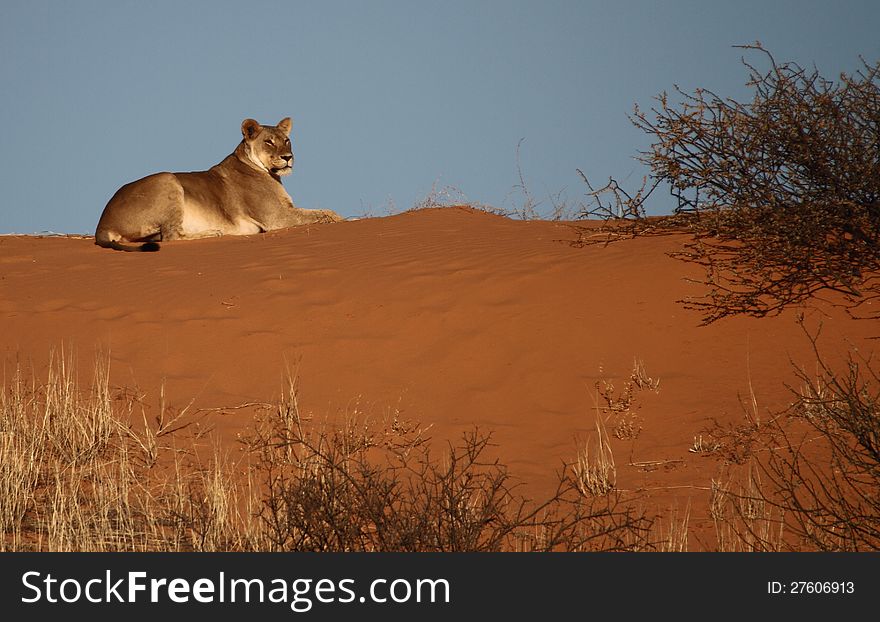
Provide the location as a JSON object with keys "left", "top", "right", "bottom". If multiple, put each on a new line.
{"left": 95, "top": 117, "right": 341, "bottom": 251}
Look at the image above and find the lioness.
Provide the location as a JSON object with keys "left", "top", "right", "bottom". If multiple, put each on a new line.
{"left": 95, "top": 117, "right": 341, "bottom": 251}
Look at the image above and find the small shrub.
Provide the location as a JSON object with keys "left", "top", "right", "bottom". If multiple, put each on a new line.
{"left": 578, "top": 44, "right": 880, "bottom": 323}
{"left": 705, "top": 323, "right": 880, "bottom": 551}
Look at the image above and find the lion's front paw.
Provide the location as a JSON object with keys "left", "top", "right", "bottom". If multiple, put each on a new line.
{"left": 319, "top": 210, "right": 344, "bottom": 223}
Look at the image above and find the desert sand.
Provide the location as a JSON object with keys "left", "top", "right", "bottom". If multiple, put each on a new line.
{"left": 1, "top": 206, "right": 874, "bottom": 545}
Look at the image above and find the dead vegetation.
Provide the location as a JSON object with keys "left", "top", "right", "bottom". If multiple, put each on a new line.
{"left": 696, "top": 322, "right": 880, "bottom": 551}
{"left": 3, "top": 330, "right": 874, "bottom": 553}
{"left": 575, "top": 43, "right": 880, "bottom": 324}
{"left": 1, "top": 353, "right": 655, "bottom": 552}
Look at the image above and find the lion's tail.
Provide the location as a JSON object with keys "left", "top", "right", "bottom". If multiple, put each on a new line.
{"left": 95, "top": 230, "right": 160, "bottom": 252}
{"left": 105, "top": 240, "right": 160, "bottom": 252}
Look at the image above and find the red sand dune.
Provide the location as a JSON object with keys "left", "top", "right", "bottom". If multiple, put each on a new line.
{"left": 0, "top": 206, "right": 874, "bottom": 541}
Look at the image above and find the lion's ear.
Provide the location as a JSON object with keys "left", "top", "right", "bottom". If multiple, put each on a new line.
{"left": 277, "top": 117, "right": 292, "bottom": 135}
{"left": 241, "top": 118, "right": 262, "bottom": 140}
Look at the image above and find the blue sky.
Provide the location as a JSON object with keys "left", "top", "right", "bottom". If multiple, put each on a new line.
{"left": 1, "top": 0, "right": 878, "bottom": 233}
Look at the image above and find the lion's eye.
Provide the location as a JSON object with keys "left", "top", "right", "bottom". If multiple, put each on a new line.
{"left": 264, "top": 139, "right": 275, "bottom": 147}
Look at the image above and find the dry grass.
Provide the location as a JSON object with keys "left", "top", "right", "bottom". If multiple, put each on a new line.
{"left": 572, "top": 417, "right": 616, "bottom": 497}
{"left": 0, "top": 353, "right": 656, "bottom": 552}
{"left": 0, "top": 350, "right": 253, "bottom": 551}
{"left": 595, "top": 358, "right": 660, "bottom": 441}
{"left": 688, "top": 434, "right": 722, "bottom": 456}
{"left": 570, "top": 360, "right": 660, "bottom": 497}
{"left": 709, "top": 468, "right": 785, "bottom": 552}
{"left": 694, "top": 323, "right": 880, "bottom": 551}
{"left": 654, "top": 502, "right": 691, "bottom": 552}
{"left": 6, "top": 340, "right": 870, "bottom": 552}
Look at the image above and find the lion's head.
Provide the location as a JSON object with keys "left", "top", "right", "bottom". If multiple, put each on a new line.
{"left": 241, "top": 117, "right": 294, "bottom": 177}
